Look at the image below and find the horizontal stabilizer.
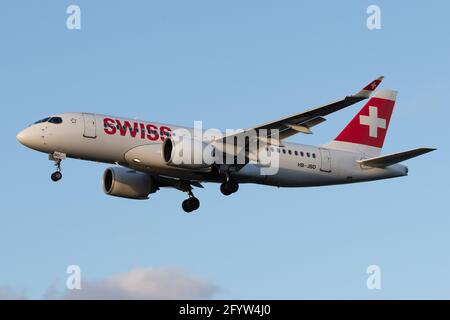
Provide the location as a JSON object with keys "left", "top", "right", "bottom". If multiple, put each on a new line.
{"left": 357, "top": 147, "right": 436, "bottom": 168}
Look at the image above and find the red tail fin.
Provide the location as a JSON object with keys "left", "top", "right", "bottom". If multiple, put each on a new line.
{"left": 328, "top": 90, "right": 397, "bottom": 156}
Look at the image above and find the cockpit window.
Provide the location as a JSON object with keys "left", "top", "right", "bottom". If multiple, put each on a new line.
{"left": 34, "top": 117, "right": 50, "bottom": 124}
{"left": 48, "top": 117, "right": 63, "bottom": 124}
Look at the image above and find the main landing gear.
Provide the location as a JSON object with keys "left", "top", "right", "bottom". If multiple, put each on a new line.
{"left": 49, "top": 152, "right": 66, "bottom": 182}
{"left": 181, "top": 185, "right": 200, "bottom": 213}
{"left": 220, "top": 179, "right": 239, "bottom": 196}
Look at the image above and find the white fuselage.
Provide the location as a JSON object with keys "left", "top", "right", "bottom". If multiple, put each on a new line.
{"left": 16, "top": 112, "right": 408, "bottom": 187}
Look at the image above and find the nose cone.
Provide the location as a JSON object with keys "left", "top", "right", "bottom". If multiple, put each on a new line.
{"left": 17, "top": 127, "right": 41, "bottom": 149}
{"left": 16, "top": 128, "right": 29, "bottom": 146}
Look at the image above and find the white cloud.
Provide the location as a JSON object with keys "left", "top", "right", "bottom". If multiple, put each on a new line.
{"left": 0, "top": 286, "right": 25, "bottom": 300}
{"left": 1, "top": 267, "right": 218, "bottom": 300}
{"left": 56, "top": 267, "right": 218, "bottom": 300}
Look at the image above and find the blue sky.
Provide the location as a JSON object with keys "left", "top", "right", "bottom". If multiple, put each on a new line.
{"left": 1, "top": 1, "right": 449, "bottom": 299}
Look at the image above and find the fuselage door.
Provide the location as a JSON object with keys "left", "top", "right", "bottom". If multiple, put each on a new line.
{"left": 82, "top": 113, "right": 97, "bottom": 138}
{"left": 319, "top": 148, "right": 331, "bottom": 172}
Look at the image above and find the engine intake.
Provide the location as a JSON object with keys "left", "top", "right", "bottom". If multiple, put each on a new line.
{"left": 102, "top": 167, "right": 157, "bottom": 200}
{"left": 162, "top": 137, "right": 213, "bottom": 169}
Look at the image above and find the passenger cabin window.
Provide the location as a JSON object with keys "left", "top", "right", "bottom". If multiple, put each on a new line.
{"left": 300, "top": 151, "right": 304, "bottom": 157}
{"left": 288, "top": 150, "right": 292, "bottom": 155}
{"left": 294, "top": 150, "right": 298, "bottom": 156}
{"left": 312, "top": 153, "right": 316, "bottom": 158}
{"left": 307, "top": 152, "right": 310, "bottom": 157}
{"left": 48, "top": 117, "right": 63, "bottom": 124}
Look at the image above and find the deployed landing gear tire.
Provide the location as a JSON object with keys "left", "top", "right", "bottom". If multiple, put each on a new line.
{"left": 189, "top": 197, "right": 200, "bottom": 211}
{"left": 51, "top": 171, "right": 62, "bottom": 182}
{"left": 49, "top": 154, "right": 64, "bottom": 182}
{"left": 182, "top": 200, "right": 192, "bottom": 213}
{"left": 182, "top": 197, "right": 200, "bottom": 213}
{"left": 220, "top": 181, "right": 239, "bottom": 196}
{"left": 220, "top": 183, "right": 231, "bottom": 196}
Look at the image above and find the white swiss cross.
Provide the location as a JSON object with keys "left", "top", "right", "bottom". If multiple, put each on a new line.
{"left": 359, "top": 106, "right": 386, "bottom": 138}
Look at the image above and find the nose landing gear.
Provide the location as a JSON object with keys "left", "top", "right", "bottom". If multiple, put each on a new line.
{"left": 51, "top": 169, "right": 62, "bottom": 182}
{"left": 49, "top": 152, "right": 66, "bottom": 182}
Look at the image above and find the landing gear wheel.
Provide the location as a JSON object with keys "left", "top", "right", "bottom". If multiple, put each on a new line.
{"left": 220, "top": 183, "right": 232, "bottom": 196}
{"left": 182, "top": 199, "right": 192, "bottom": 213}
{"left": 180, "top": 182, "right": 200, "bottom": 213}
{"left": 229, "top": 181, "right": 239, "bottom": 193}
{"left": 51, "top": 171, "right": 62, "bottom": 182}
{"left": 189, "top": 197, "right": 200, "bottom": 211}
{"left": 49, "top": 153, "right": 65, "bottom": 182}
{"left": 220, "top": 181, "right": 239, "bottom": 196}
{"left": 182, "top": 197, "right": 200, "bottom": 213}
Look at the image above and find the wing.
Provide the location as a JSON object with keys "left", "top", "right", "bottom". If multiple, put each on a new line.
{"left": 221, "top": 76, "right": 384, "bottom": 142}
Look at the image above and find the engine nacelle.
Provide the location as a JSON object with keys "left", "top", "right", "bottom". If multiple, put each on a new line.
{"left": 124, "top": 144, "right": 167, "bottom": 169}
{"left": 162, "top": 137, "right": 213, "bottom": 169}
{"left": 102, "top": 167, "right": 157, "bottom": 200}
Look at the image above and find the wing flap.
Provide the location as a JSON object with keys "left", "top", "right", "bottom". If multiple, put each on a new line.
{"left": 286, "top": 116, "right": 327, "bottom": 134}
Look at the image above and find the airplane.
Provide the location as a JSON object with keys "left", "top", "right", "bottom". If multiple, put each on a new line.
{"left": 16, "top": 76, "right": 435, "bottom": 213}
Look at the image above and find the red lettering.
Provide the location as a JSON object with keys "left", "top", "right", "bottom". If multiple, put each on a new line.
{"left": 146, "top": 124, "right": 159, "bottom": 141}
{"left": 115, "top": 120, "right": 126, "bottom": 136}
{"left": 139, "top": 123, "right": 146, "bottom": 139}
{"left": 116, "top": 120, "right": 138, "bottom": 137}
{"left": 159, "top": 126, "right": 171, "bottom": 141}
{"left": 103, "top": 118, "right": 116, "bottom": 135}
{"left": 105, "top": 118, "right": 171, "bottom": 142}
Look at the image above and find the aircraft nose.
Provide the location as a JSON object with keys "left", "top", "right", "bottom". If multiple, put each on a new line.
{"left": 16, "top": 127, "right": 39, "bottom": 148}
{"left": 16, "top": 128, "right": 29, "bottom": 145}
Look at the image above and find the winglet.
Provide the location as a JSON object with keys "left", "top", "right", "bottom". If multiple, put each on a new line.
{"left": 354, "top": 76, "right": 384, "bottom": 98}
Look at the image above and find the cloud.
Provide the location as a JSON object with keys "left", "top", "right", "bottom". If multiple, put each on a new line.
{"left": 52, "top": 267, "right": 218, "bottom": 300}
{"left": 1, "top": 267, "right": 218, "bottom": 300}
{"left": 0, "top": 286, "right": 26, "bottom": 300}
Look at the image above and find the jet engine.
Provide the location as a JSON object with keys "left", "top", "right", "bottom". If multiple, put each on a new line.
{"left": 162, "top": 137, "right": 214, "bottom": 169}
{"left": 102, "top": 167, "right": 157, "bottom": 200}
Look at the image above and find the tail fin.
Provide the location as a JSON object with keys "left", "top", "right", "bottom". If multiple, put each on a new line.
{"left": 326, "top": 89, "right": 397, "bottom": 157}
